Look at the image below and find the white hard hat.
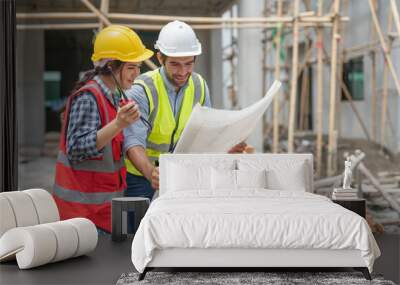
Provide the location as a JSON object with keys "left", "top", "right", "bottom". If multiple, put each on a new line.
{"left": 155, "top": 20, "right": 202, "bottom": 57}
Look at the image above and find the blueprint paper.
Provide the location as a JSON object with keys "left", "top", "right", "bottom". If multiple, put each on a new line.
{"left": 173, "top": 80, "right": 282, "bottom": 153}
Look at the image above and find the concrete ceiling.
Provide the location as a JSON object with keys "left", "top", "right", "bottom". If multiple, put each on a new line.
{"left": 17, "top": 0, "right": 236, "bottom": 16}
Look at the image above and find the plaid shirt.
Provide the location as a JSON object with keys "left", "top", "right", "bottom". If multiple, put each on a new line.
{"left": 66, "top": 76, "right": 120, "bottom": 162}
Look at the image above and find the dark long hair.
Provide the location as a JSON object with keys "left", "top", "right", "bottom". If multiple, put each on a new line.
{"left": 59, "top": 60, "right": 124, "bottom": 125}
{"left": 70, "top": 60, "right": 124, "bottom": 95}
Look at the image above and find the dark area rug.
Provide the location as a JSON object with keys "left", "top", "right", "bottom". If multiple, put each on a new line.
{"left": 116, "top": 271, "right": 396, "bottom": 285}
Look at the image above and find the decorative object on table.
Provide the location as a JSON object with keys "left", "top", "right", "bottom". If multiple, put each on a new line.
{"left": 332, "top": 158, "right": 358, "bottom": 200}
{"left": 112, "top": 197, "right": 150, "bottom": 242}
{"left": 332, "top": 188, "right": 358, "bottom": 200}
{"left": 0, "top": 189, "right": 98, "bottom": 269}
{"left": 343, "top": 157, "right": 352, "bottom": 189}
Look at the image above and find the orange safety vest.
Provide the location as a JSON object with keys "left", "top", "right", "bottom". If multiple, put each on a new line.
{"left": 53, "top": 80, "right": 126, "bottom": 232}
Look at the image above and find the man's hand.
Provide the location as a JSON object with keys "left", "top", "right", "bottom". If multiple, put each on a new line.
{"left": 151, "top": 166, "right": 159, "bottom": 190}
{"left": 228, "top": 142, "right": 247, "bottom": 153}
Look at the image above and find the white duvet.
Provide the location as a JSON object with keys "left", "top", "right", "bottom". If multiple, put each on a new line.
{"left": 131, "top": 190, "right": 380, "bottom": 273}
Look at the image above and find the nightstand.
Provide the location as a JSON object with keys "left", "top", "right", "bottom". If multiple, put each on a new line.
{"left": 332, "top": 198, "right": 366, "bottom": 218}
{"left": 111, "top": 197, "right": 150, "bottom": 242}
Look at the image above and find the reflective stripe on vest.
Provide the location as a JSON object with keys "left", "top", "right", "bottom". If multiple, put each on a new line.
{"left": 53, "top": 184, "right": 123, "bottom": 204}
{"left": 134, "top": 70, "right": 158, "bottom": 124}
{"left": 56, "top": 147, "right": 125, "bottom": 173}
{"left": 192, "top": 72, "right": 205, "bottom": 108}
{"left": 126, "top": 70, "right": 205, "bottom": 176}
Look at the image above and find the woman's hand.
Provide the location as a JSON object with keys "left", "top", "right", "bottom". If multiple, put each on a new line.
{"left": 115, "top": 102, "right": 140, "bottom": 129}
{"left": 96, "top": 102, "right": 140, "bottom": 150}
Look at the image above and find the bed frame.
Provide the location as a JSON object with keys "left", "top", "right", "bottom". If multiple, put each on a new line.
{"left": 139, "top": 248, "right": 371, "bottom": 280}
{"left": 138, "top": 154, "right": 372, "bottom": 281}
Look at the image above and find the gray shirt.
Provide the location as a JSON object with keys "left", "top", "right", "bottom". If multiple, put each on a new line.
{"left": 123, "top": 67, "right": 211, "bottom": 152}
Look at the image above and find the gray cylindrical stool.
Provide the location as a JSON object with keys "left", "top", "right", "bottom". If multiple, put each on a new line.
{"left": 112, "top": 197, "right": 150, "bottom": 242}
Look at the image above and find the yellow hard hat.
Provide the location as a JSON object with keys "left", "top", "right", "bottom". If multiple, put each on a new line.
{"left": 91, "top": 25, "right": 154, "bottom": 63}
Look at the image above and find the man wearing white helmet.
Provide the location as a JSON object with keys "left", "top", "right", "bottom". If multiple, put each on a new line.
{"left": 123, "top": 21, "right": 246, "bottom": 201}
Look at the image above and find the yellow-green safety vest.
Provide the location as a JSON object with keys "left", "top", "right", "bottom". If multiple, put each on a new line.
{"left": 126, "top": 69, "right": 206, "bottom": 176}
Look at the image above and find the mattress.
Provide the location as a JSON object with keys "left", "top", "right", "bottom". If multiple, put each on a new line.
{"left": 131, "top": 190, "right": 380, "bottom": 273}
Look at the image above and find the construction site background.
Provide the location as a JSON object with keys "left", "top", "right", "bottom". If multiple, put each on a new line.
{"left": 15, "top": 0, "right": 400, "bottom": 236}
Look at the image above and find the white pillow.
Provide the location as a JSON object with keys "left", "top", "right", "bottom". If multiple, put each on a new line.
{"left": 211, "top": 169, "right": 267, "bottom": 190}
{"left": 266, "top": 162, "right": 308, "bottom": 191}
{"left": 238, "top": 159, "right": 310, "bottom": 191}
{"left": 167, "top": 162, "right": 211, "bottom": 191}
{"left": 236, "top": 169, "right": 267, "bottom": 189}
{"left": 211, "top": 168, "right": 236, "bottom": 190}
{"left": 165, "top": 159, "right": 237, "bottom": 193}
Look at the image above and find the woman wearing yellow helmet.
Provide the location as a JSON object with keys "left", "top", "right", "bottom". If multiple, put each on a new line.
{"left": 53, "top": 25, "right": 154, "bottom": 233}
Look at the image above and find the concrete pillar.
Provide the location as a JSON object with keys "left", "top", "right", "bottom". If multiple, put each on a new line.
{"left": 195, "top": 30, "right": 210, "bottom": 87}
{"left": 397, "top": 97, "right": 400, "bottom": 154}
{"left": 390, "top": 49, "right": 400, "bottom": 154}
{"left": 194, "top": 30, "right": 210, "bottom": 81}
{"left": 16, "top": 30, "right": 45, "bottom": 152}
{"left": 209, "top": 29, "right": 224, "bottom": 108}
{"left": 237, "top": 0, "right": 264, "bottom": 152}
{"left": 192, "top": 29, "right": 223, "bottom": 108}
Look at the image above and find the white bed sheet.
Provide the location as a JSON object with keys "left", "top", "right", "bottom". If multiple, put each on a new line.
{"left": 131, "top": 190, "right": 380, "bottom": 273}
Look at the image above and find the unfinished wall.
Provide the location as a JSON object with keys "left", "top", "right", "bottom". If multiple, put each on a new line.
{"left": 301, "top": 1, "right": 400, "bottom": 154}
{"left": 16, "top": 30, "right": 45, "bottom": 153}
{"left": 336, "top": 1, "right": 378, "bottom": 142}
{"left": 336, "top": 1, "right": 400, "bottom": 153}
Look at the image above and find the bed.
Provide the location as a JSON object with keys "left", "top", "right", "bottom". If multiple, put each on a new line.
{"left": 131, "top": 154, "right": 380, "bottom": 280}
